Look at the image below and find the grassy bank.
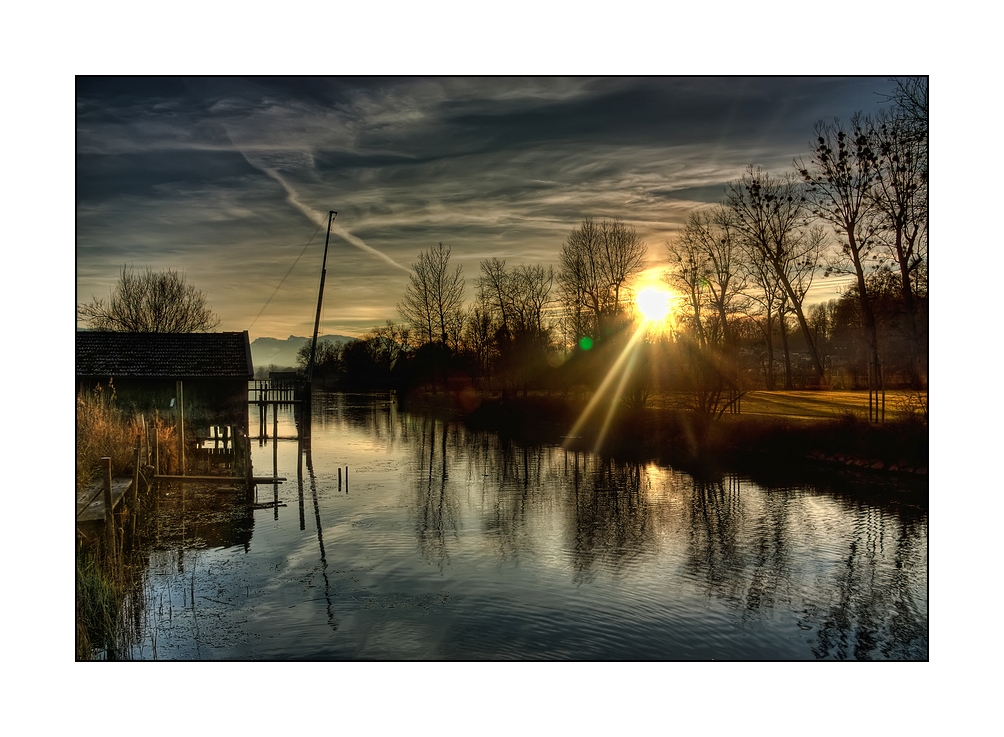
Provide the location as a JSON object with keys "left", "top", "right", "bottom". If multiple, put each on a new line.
{"left": 76, "top": 383, "right": 152, "bottom": 660}
{"left": 426, "top": 390, "right": 929, "bottom": 478}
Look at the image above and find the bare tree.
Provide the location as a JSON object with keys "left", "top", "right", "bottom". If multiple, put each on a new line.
{"left": 558, "top": 217, "right": 646, "bottom": 341}
{"left": 869, "top": 105, "right": 928, "bottom": 388}
{"left": 511, "top": 263, "right": 555, "bottom": 336}
{"left": 665, "top": 217, "right": 712, "bottom": 348}
{"left": 666, "top": 207, "right": 747, "bottom": 350}
{"left": 398, "top": 243, "right": 466, "bottom": 349}
{"left": 740, "top": 238, "right": 785, "bottom": 389}
{"left": 666, "top": 207, "right": 750, "bottom": 412}
{"left": 882, "top": 77, "right": 928, "bottom": 150}
{"left": 478, "top": 257, "right": 513, "bottom": 337}
{"left": 369, "top": 320, "right": 411, "bottom": 370}
{"left": 797, "top": 117, "right": 884, "bottom": 410}
{"left": 460, "top": 302, "right": 497, "bottom": 383}
{"left": 78, "top": 266, "right": 221, "bottom": 332}
{"left": 727, "top": 167, "right": 825, "bottom": 382}
{"left": 476, "top": 258, "right": 555, "bottom": 393}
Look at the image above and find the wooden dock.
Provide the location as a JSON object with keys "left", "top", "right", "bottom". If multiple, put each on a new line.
{"left": 77, "top": 477, "right": 134, "bottom": 523}
{"left": 77, "top": 379, "right": 304, "bottom": 531}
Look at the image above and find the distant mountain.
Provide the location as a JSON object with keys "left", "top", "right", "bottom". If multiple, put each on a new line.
{"left": 250, "top": 334, "right": 356, "bottom": 370}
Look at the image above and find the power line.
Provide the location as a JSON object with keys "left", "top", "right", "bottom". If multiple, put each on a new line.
{"left": 248, "top": 220, "right": 325, "bottom": 332}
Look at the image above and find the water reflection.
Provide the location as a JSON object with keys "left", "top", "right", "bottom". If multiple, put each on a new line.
{"left": 131, "top": 392, "right": 926, "bottom": 660}
{"left": 305, "top": 447, "right": 339, "bottom": 632}
{"left": 393, "top": 398, "right": 926, "bottom": 658}
{"left": 412, "top": 415, "right": 460, "bottom": 569}
{"left": 148, "top": 480, "right": 255, "bottom": 557}
{"left": 809, "top": 502, "right": 928, "bottom": 660}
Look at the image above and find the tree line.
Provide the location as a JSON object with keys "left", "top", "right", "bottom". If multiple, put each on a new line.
{"left": 307, "top": 79, "right": 926, "bottom": 414}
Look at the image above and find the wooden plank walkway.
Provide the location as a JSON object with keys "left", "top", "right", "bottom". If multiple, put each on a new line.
{"left": 76, "top": 472, "right": 287, "bottom": 523}
{"left": 77, "top": 477, "right": 134, "bottom": 523}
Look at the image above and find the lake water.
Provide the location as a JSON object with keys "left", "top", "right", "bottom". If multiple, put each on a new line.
{"left": 127, "top": 392, "right": 928, "bottom": 660}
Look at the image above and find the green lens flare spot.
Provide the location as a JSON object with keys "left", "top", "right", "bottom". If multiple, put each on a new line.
{"left": 578, "top": 336, "right": 594, "bottom": 351}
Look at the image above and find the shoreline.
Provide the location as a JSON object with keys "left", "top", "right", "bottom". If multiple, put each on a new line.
{"left": 400, "top": 391, "right": 930, "bottom": 485}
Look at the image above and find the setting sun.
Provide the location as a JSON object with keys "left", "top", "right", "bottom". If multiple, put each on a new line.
{"left": 635, "top": 286, "right": 672, "bottom": 323}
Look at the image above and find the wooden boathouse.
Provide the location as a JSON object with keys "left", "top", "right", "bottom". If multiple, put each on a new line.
{"left": 76, "top": 330, "right": 305, "bottom": 550}
{"left": 76, "top": 330, "right": 254, "bottom": 423}
{"left": 77, "top": 330, "right": 257, "bottom": 479}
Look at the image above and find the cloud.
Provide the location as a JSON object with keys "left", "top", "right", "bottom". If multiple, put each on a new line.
{"left": 76, "top": 76, "right": 904, "bottom": 339}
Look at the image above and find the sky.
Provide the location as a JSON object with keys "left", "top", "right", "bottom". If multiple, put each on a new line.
{"left": 76, "top": 76, "right": 905, "bottom": 341}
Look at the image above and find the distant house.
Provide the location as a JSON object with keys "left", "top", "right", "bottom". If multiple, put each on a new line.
{"left": 76, "top": 331, "right": 253, "bottom": 427}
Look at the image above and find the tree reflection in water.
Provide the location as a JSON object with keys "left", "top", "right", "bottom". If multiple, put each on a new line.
{"left": 810, "top": 502, "right": 928, "bottom": 660}
{"left": 303, "top": 397, "right": 923, "bottom": 662}
{"left": 412, "top": 415, "right": 460, "bottom": 569}
{"left": 564, "top": 457, "right": 654, "bottom": 584}
{"left": 370, "top": 396, "right": 925, "bottom": 659}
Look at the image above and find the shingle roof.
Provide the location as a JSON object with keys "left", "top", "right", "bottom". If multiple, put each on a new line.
{"left": 76, "top": 331, "right": 253, "bottom": 379}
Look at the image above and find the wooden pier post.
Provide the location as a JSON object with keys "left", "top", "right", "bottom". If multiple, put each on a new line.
{"left": 103, "top": 457, "right": 114, "bottom": 554}
{"left": 273, "top": 404, "right": 279, "bottom": 478}
{"left": 131, "top": 446, "right": 140, "bottom": 510}
{"left": 292, "top": 383, "right": 302, "bottom": 480}
{"left": 177, "top": 380, "right": 185, "bottom": 475}
{"left": 139, "top": 414, "right": 147, "bottom": 467}
{"left": 130, "top": 446, "right": 140, "bottom": 536}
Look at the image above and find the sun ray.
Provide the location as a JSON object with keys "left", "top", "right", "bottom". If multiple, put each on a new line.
{"left": 594, "top": 340, "right": 643, "bottom": 453}
{"left": 563, "top": 322, "right": 648, "bottom": 450}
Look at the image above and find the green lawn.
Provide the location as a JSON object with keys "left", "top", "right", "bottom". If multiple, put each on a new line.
{"left": 736, "top": 390, "right": 926, "bottom": 421}
{"left": 649, "top": 389, "right": 928, "bottom": 422}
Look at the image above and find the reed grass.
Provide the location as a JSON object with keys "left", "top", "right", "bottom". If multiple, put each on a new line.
{"left": 76, "top": 381, "right": 181, "bottom": 488}
{"left": 75, "top": 545, "right": 127, "bottom": 660}
{"left": 76, "top": 381, "right": 136, "bottom": 490}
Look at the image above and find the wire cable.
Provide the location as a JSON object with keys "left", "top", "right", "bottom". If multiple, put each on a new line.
{"left": 248, "top": 219, "right": 325, "bottom": 332}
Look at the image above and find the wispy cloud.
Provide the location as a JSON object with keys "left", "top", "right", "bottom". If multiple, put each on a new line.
{"left": 76, "top": 76, "right": 902, "bottom": 339}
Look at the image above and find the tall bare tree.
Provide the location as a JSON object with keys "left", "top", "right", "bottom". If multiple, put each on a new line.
{"left": 398, "top": 242, "right": 466, "bottom": 349}
{"left": 727, "top": 167, "right": 825, "bottom": 382}
{"left": 665, "top": 216, "right": 712, "bottom": 348}
{"left": 558, "top": 217, "right": 646, "bottom": 342}
{"left": 78, "top": 266, "right": 221, "bottom": 332}
{"left": 741, "top": 241, "right": 785, "bottom": 389}
{"left": 476, "top": 257, "right": 554, "bottom": 393}
{"left": 883, "top": 77, "right": 928, "bottom": 150}
{"left": 773, "top": 225, "right": 826, "bottom": 388}
{"left": 869, "top": 103, "right": 928, "bottom": 388}
{"left": 667, "top": 207, "right": 747, "bottom": 349}
{"left": 797, "top": 116, "right": 884, "bottom": 410}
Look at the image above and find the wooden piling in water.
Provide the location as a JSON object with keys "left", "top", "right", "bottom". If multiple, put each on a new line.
{"left": 131, "top": 446, "right": 140, "bottom": 510}
{"left": 139, "top": 414, "right": 147, "bottom": 467}
{"left": 130, "top": 446, "right": 140, "bottom": 536}
{"left": 177, "top": 380, "right": 185, "bottom": 475}
{"left": 273, "top": 405, "right": 279, "bottom": 478}
{"left": 103, "top": 457, "right": 114, "bottom": 554}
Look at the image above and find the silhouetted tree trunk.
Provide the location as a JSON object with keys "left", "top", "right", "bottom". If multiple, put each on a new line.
{"left": 798, "top": 117, "right": 883, "bottom": 417}
{"left": 869, "top": 100, "right": 928, "bottom": 389}
{"left": 558, "top": 216, "right": 646, "bottom": 342}
{"left": 727, "top": 167, "right": 824, "bottom": 382}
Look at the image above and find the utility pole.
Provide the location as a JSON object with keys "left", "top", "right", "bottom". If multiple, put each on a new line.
{"left": 308, "top": 210, "right": 337, "bottom": 384}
